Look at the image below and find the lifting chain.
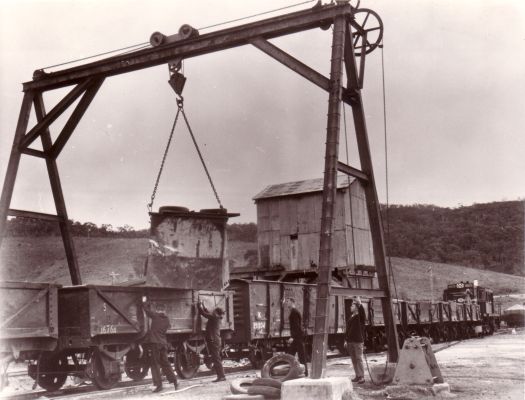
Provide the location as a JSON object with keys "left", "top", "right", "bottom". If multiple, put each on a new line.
{"left": 148, "top": 95, "right": 223, "bottom": 212}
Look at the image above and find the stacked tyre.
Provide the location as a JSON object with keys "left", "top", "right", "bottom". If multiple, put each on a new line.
{"left": 224, "top": 354, "right": 304, "bottom": 400}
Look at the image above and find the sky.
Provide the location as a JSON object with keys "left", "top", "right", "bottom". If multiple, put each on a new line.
{"left": 1, "top": 0, "right": 524, "bottom": 229}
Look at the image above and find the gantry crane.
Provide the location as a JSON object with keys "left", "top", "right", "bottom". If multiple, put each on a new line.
{"left": 0, "top": 1, "right": 398, "bottom": 376}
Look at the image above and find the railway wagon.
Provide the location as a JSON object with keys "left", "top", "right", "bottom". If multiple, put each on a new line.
{"left": 3, "top": 284, "right": 232, "bottom": 392}
{"left": 0, "top": 281, "right": 61, "bottom": 387}
{"left": 227, "top": 279, "right": 348, "bottom": 367}
{"left": 366, "top": 298, "right": 483, "bottom": 350}
{"left": 225, "top": 279, "right": 498, "bottom": 365}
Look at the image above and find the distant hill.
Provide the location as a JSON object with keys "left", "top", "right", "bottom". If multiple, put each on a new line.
{"left": 382, "top": 201, "right": 524, "bottom": 276}
{"left": 0, "top": 237, "right": 523, "bottom": 308}
{"left": 3, "top": 200, "right": 523, "bottom": 277}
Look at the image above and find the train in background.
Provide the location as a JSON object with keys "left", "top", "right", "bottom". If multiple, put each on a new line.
{"left": 0, "top": 276, "right": 501, "bottom": 392}
{"left": 225, "top": 278, "right": 500, "bottom": 368}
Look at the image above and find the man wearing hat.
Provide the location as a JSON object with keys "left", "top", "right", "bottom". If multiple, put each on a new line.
{"left": 142, "top": 301, "right": 178, "bottom": 392}
{"left": 197, "top": 301, "right": 226, "bottom": 382}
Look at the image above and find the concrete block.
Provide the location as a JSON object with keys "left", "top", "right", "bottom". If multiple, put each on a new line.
{"left": 431, "top": 382, "right": 450, "bottom": 395}
{"left": 369, "top": 363, "right": 396, "bottom": 384}
{"left": 282, "top": 377, "right": 352, "bottom": 400}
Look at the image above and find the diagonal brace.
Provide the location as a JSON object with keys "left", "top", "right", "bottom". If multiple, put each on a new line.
{"left": 0, "top": 288, "right": 49, "bottom": 329}
{"left": 20, "top": 79, "right": 94, "bottom": 150}
{"left": 250, "top": 37, "right": 330, "bottom": 91}
{"left": 93, "top": 288, "right": 141, "bottom": 332}
{"left": 50, "top": 77, "right": 105, "bottom": 158}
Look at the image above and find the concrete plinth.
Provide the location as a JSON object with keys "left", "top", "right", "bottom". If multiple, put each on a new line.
{"left": 281, "top": 377, "right": 352, "bottom": 400}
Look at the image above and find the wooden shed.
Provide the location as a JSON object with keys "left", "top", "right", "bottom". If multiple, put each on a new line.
{"left": 253, "top": 176, "right": 374, "bottom": 274}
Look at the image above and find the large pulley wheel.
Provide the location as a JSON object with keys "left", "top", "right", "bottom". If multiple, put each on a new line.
{"left": 124, "top": 347, "right": 149, "bottom": 381}
{"left": 87, "top": 350, "right": 121, "bottom": 390}
{"left": 31, "top": 353, "right": 68, "bottom": 392}
{"left": 350, "top": 8, "right": 384, "bottom": 56}
{"left": 174, "top": 344, "right": 201, "bottom": 379}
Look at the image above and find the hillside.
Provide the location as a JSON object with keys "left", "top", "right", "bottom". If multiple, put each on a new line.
{"left": 0, "top": 237, "right": 523, "bottom": 307}
{"left": 382, "top": 201, "right": 524, "bottom": 276}
{"left": 4, "top": 200, "right": 523, "bottom": 278}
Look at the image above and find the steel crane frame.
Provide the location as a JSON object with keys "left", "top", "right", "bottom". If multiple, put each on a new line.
{"left": 0, "top": 2, "right": 399, "bottom": 376}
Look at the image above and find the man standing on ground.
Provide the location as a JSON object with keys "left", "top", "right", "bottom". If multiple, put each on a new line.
{"left": 285, "top": 297, "right": 308, "bottom": 377}
{"left": 346, "top": 296, "right": 366, "bottom": 384}
{"left": 197, "top": 300, "right": 226, "bottom": 382}
{"left": 142, "top": 300, "right": 178, "bottom": 393}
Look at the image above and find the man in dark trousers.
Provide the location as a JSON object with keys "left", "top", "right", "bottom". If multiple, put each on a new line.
{"left": 285, "top": 297, "right": 308, "bottom": 377}
{"left": 197, "top": 301, "right": 226, "bottom": 382}
{"left": 142, "top": 301, "right": 178, "bottom": 392}
{"left": 346, "top": 296, "right": 366, "bottom": 384}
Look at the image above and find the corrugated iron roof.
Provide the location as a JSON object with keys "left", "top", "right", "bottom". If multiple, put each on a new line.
{"left": 253, "top": 175, "right": 355, "bottom": 200}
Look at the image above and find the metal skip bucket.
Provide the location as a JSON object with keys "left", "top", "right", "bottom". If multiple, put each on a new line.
{"left": 145, "top": 206, "right": 239, "bottom": 290}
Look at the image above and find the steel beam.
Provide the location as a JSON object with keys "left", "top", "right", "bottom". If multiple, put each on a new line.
{"left": 20, "top": 79, "right": 93, "bottom": 149}
{"left": 7, "top": 209, "right": 63, "bottom": 222}
{"left": 330, "top": 286, "right": 385, "bottom": 298}
{"left": 0, "top": 92, "right": 34, "bottom": 243}
{"left": 23, "top": 4, "right": 354, "bottom": 92}
{"left": 250, "top": 37, "right": 330, "bottom": 91}
{"left": 50, "top": 77, "right": 105, "bottom": 158}
{"left": 344, "top": 24, "right": 399, "bottom": 362}
{"left": 21, "top": 148, "right": 46, "bottom": 159}
{"left": 33, "top": 94, "right": 82, "bottom": 285}
{"left": 337, "top": 161, "right": 368, "bottom": 183}
{"left": 310, "top": 13, "right": 346, "bottom": 379}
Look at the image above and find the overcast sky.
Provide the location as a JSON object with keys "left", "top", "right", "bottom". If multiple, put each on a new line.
{"left": 1, "top": 0, "right": 524, "bottom": 229}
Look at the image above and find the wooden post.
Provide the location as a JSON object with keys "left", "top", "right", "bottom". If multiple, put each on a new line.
{"left": 310, "top": 13, "right": 346, "bottom": 379}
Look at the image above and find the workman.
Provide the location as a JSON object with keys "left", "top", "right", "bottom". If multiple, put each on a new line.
{"left": 197, "top": 301, "right": 226, "bottom": 382}
{"left": 345, "top": 296, "right": 366, "bottom": 384}
{"left": 284, "top": 297, "right": 308, "bottom": 377}
{"left": 142, "top": 301, "right": 178, "bottom": 392}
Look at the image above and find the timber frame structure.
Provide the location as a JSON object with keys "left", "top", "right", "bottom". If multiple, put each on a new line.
{"left": 0, "top": 2, "right": 399, "bottom": 376}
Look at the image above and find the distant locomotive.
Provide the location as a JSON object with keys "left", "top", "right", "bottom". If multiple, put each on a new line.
{"left": 443, "top": 280, "right": 500, "bottom": 333}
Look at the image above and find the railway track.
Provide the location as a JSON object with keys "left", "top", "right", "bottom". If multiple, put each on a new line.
{"left": 0, "top": 338, "right": 490, "bottom": 400}
{"left": 1, "top": 362, "right": 255, "bottom": 400}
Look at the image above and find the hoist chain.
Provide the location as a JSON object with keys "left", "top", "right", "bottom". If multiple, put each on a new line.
{"left": 179, "top": 102, "right": 224, "bottom": 210}
{"left": 148, "top": 96, "right": 223, "bottom": 212}
{"left": 147, "top": 102, "right": 182, "bottom": 213}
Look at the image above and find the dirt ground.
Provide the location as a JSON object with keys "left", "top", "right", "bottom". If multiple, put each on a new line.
{"left": 2, "top": 330, "right": 523, "bottom": 400}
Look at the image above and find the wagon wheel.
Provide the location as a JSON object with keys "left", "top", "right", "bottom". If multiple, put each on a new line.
{"left": 203, "top": 353, "right": 214, "bottom": 370}
{"left": 87, "top": 350, "right": 121, "bottom": 390}
{"left": 248, "top": 346, "right": 263, "bottom": 369}
{"left": 449, "top": 325, "right": 458, "bottom": 340}
{"left": 430, "top": 326, "right": 441, "bottom": 344}
{"left": 174, "top": 344, "right": 200, "bottom": 379}
{"left": 443, "top": 325, "right": 450, "bottom": 342}
{"left": 34, "top": 353, "right": 68, "bottom": 392}
{"left": 336, "top": 340, "right": 348, "bottom": 356}
{"left": 124, "top": 347, "right": 149, "bottom": 381}
{"left": 350, "top": 8, "right": 383, "bottom": 56}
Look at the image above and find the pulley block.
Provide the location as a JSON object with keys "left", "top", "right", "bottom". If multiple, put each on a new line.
{"left": 350, "top": 8, "right": 384, "bottom": 56}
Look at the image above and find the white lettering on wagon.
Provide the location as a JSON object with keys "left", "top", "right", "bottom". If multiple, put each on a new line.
{"left": 252, "top": 321, "right": 266, "bottom": 335}
{"left": 100, "top": 325, "right": 117, "bottom": 334}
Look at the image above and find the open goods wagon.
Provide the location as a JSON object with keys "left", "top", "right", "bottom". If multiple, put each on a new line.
{"left": 0, "top": 282, "right": 233, "bottom": 391}
{"left": 225, "top": 279, "right": 496, "bottom": 367}
{"left": 0, "top": 282, "right": 60, "bottom": 363}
